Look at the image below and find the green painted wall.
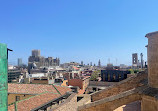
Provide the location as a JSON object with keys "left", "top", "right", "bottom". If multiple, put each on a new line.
{"left": 0, "top": 43, "right": 8, "bottom": 111}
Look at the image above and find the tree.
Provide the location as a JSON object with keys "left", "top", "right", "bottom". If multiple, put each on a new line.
{"left": 90, "top": 70, "right": 100, "bottom": 81}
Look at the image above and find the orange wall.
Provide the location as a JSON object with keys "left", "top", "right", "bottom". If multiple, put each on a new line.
{"left": 61, "top": 80, "right": 68, "bottom": 87}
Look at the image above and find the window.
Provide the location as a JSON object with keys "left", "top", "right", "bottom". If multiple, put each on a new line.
{"left": 16, "top": 96, "right": 20, "bottom": 101}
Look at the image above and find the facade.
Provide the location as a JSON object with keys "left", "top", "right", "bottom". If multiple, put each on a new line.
{"left": 28, "top": 50, "right": 60, "bottom": 73}
{"left": 68, "top": 76, "right": 90, "bottom": 90}
{"left": 81, "top": 61, "right": 83, "bottom": 66}
{"left": 30, "top": 77, "right": 54, "bottom": 84}
{"left": 32, "top": 49, "right": 40, "bottom": 57}
{"left": 8, "top": 69, "right": 21, "bottom": 83}
{"left": 106, "top": 63, "right": 113, "bottom": 70}
{"left": 132, "top": 53, "right": 138, "bottom": 67}
{"left": 101, "top": 70, "right": 130, "bottom": 82}
{"left": 17, "top": 58, "right": 22, "bottom": 66}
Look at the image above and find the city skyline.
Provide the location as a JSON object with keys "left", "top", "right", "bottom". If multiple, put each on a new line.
{"left": 2, "top": 0, "right": 158, "bottom": 65}
{"left": 10, "top": 50, "right": 145, "bottom": 67}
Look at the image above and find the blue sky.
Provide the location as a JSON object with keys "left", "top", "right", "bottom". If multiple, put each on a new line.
{"left": 0, "top": 0, "right": 157, "bottom": 65}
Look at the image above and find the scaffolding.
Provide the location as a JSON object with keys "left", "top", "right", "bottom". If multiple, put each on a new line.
{"left": 0, "top": 43, "right": 8, "bottom": 111}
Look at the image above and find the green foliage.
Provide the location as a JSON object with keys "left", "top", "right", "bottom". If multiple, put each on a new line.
{"left": 90, "top": 70, "right": 100, "bottom": 81}
{"left": 128, "top": 69, "right": 134, "bottom": 74}
{"left": 128, "top": 69, "right": 140, "bottom": 74}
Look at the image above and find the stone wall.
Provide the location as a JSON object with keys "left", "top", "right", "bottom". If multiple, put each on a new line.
{"left": 78, "top": 88, "right": 142, "bottom": 111}
{"left": 52, "top": 93, "right": 77, "bottom": 111}
{"left": 91, "top": 72, "right": 147, "bottom": 101}
{"left": 77, "top": 94, "right": 91, "bottom": 107}
{"left": 141, "top": 95, "right": 158, "bottom": 111}
{"left": 89, "top": 81, "right": 117, "bottom": 87}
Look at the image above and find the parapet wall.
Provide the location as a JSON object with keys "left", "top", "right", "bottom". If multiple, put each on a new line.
{"left": 141, "top": 95, "right": 158, "bottom": 111}
{"left": 52, "top": 93, "right": 77, "bottom": 111}
{"left": 89, "top": 81, "right": 117, "bottom": 87}
{"left": 91, "top": 71, "right": 147, "bottom": 102}
{"left": 78, "top": 88, "right": 142, "bottom": 111}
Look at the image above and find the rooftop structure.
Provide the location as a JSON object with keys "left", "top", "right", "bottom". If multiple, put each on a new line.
{"left": 8, "top": 83, "right": 72, "bottom": 111}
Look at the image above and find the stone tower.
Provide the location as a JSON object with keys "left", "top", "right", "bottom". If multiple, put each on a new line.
{"left": 140, "top": 53, "right": 143, "bottom": 69}
{"left": 132, "top": 53, "right": 138, "bottom": 68}
{"left": 145, "top": 31, "right": 158, "bottom": 88}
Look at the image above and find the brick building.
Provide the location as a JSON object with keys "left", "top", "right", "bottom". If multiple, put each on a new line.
{"left": 68, "top": 76, "right": 90, "bottom": 91}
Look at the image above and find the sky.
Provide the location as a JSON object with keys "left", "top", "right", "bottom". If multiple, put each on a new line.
{"left": 0, "top": 0, "right": 158, "bottom": 66}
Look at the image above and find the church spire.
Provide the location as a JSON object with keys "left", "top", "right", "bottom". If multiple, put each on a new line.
{"left": 98, "top": 59, "right": 101, "bottom": 67}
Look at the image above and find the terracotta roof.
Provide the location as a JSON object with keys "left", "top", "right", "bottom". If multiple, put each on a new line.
{"left": 8, "top": 83, "right": 71, "bottom": 95}
{"left": 8, "top": 92, "right": 60, "bottom": 111}
{"left": 8, "top": 83, "right": 72, "bottom": 111}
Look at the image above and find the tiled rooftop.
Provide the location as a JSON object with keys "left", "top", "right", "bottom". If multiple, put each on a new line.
{"left": 8, "top": 83, "right": 71, "bottom": 95}
{"left": 8, "top": 92, "right": 60, "bottom": 111}
{"left": 8, "top": 83, "right": 72, "bottom": 111}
